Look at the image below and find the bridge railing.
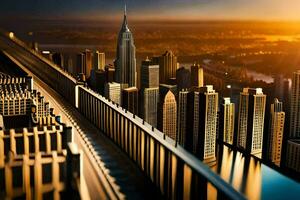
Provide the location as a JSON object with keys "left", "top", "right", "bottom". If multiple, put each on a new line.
{"left": 76, "top": 85, "right": 246, "bottom": 200}
{"left": 0, "top": 30, "right": 76, "bottom": 83}
{"left": 0, "top": 31, "right": 78, "bottom": 106}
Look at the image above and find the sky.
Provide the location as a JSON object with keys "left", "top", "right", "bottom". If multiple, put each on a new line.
{"left": 1, "top": 0, "right": 300, "bottom": 21}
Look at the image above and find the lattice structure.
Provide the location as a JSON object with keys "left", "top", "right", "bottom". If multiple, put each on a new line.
{"left": 0, "top": 151, "right": 68, "bottom": 199}
{"left": 0, "top": 77, "right": 49, "bottom": 121}
{"left": 0, "top": 75, "right": 83, "bottom": 199}
{"left": 0, "top": 124, "right": 72, "bottom": 163}
{"left": 0, "top": 91, "right": 32, "bottom": 116}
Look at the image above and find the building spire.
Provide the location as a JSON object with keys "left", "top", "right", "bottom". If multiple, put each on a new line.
{"left": 124, "top": 3, "right": 127, "bottom": 17}
{"left": 121, "top": 2, "right": 129, "bottom": 32}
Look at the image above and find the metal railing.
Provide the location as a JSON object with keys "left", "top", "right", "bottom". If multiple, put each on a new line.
{"left": 77, "top": 85, "right": 246, "bottom": 200}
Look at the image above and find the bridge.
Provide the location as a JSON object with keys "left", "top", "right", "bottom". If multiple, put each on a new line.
{"left": 0, "top": 30, "right": 246, "bottom": 200}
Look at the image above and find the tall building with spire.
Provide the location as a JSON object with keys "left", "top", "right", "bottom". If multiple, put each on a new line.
{"left": 114, "top": 5, "right": 137, "bottom": 88}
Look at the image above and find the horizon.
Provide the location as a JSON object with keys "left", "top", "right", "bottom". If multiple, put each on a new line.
{"left": 2, "top": 16, "right": 300, "bottom": 24}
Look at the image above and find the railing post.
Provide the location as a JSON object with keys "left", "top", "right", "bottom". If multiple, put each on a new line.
{"left": 75, "top": 85, "right": 79, "bottom": 109}
{"left": 191, "top": 172, "right": 207, "bottom": 200}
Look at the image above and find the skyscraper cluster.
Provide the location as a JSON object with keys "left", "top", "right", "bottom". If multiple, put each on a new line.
{"left": 43, "top": 6, "right": 300, "bottom": 173}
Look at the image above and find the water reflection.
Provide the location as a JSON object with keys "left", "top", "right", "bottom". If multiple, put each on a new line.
{"left": 212, "top": 145, "right": 300, "bottom": 200}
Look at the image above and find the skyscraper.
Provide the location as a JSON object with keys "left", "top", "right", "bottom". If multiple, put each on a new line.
{"left": 152, "top": 51, "right": 178, "bottom": 84}
{"left": 83, "top": 49, "right": 92, "bottom": 79}
{"left": 63, "top": 53, "right": 76, "bottom": 75}
{"left": 105, "top": 64, "right": 115, "bottom": 83}
{"left": 140, "top": 58, "right": 159, "bottom": 89}
{"left": 76, "top": 53, "right": 84, "bottom": 75}
{"left": 290, "top": 70, "right": 300, "bottom": 138}
{"left": 76, "top": 50, "right": 92, "bottom": 78}
{"left": 176, "top": 67, "right": 191, "bottom": 91}
{"left": 186, "top": 89, "right": 200, "bottom": 153}
{"left": 273, "top": 75, "right": 284, "bottom": 101}
{"left": 94, "top": 51, "right": 105, "bottom": 71}
{"left": 114, "top": 6, "right": 137, "bottom": 88}
{"left": 140, "top": 58, "right": 159, "bottom": 127}
{"left": 104, "top": 82, "right": 121, "bottom": 105}
{"left": 237, "top": 88, "right": 266, "bottom": 157}
{"left": 191, "top": 64, "right": 204, "bottom": 88}
{"left": 268, "top": 98, "right": 285, "bottom": 166}
{"left": 122, "top": 87, "right": 138, "bottom": 115}
{"left": 89, "top": 69, "right": 106, "bottom": 95}
{"left": 286, "top": 139, "right": 300, "bottom": 172}
{"left": 177, "top": 90, "right": 189, "bottom": 147}
{"left": 158, "top": 89, "right": 177, "bottom": 141}
{"left": 159, "top": 84, "right": 177, "bottom": 99}
{"left": 219, "top": 97, "right": 235, "bottom": 145}
{"left": 142, "top": 88, "right": 159, "bottom": 127}
{"left": 197, "top": 86, "right": 218, "bottom": 164}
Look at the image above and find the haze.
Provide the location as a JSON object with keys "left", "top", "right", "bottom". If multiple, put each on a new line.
{"left": 1, "top": 0, "right": 300, "bottom": 21}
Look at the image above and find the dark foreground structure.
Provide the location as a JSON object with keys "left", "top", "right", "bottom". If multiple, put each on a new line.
{"left": 0, "top": 74, "right": 85, "bottom": 199}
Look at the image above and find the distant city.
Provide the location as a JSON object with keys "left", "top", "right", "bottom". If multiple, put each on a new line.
{"left": 0, "top": 3, "right": 300, "bottom": 200}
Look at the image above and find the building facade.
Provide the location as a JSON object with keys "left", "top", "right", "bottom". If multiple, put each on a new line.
{"left": 177, "top": 90, "right": 189, "bottom": 146}
{"left": 219, "top": 97, "right": 235, "bottom": 145}
{"left": 197, "top": 86, "right": 218, "bottom": 164}
{"left": 122, "top": 87, "right": 138, "bottom": 115}
{"left": 176, "top": 67, "right": 191, "bottom": 91}
{"left": 186, "top": 90, "right": 200, "bottom": 154}
{"left": 104, "top": 82, "right": 121, "bottom": 105}
{"left": 158, "top": 90, "right": 177, "bottom": 140}
{"left": 237, "top": 88, "right": 266, "bottom": 157}
{"left": 140, "top": 59, "right": 159, "bottom": 89}
{"left": 191, "top": 64, "right": 204, "bottom": 88}
{"left": 286, "top": 139, "right": 300, "bottom": 172}
{"left": 94, "top": 51, "right": 105, "bottom": 71}
{"left": 76, "top": 53, "right": 84, "bottom": 76}
{"left": 142, "top": 88, "right": 159, "bottom": 127}
{"left": 290, "top": 70, "right": 300, "bottom": 138}
{"left": 140, "top": 58, "right": 159, "bottom": 127}
{"left": 152, "top": 51, "right": 178, "bottom": 84}
{"left": 268, "top": 98, "right": 285, "bottom": 166}
{"left": 83, "top": 49, "right": 92, "bottom": 79}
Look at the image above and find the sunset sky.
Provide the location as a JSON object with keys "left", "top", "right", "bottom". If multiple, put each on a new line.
{"left": 1, "top": 0, "right": 300, "bottom": 21}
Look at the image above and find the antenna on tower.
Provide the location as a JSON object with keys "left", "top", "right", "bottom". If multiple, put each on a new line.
{"left": 124, "top": 1, "right": 127, "bottom": 16}
{"left": 121, "top": 0, "right": 129, "bottom": 31}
